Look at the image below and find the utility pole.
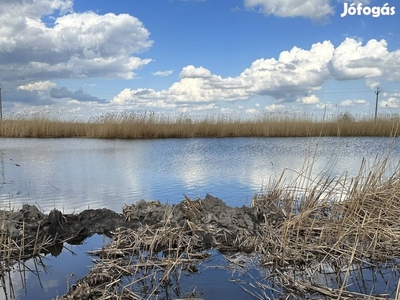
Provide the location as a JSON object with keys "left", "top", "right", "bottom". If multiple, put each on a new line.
{"left": 374, "top": 87, "right": 380, "bottom": 121}
{"left": 0, "top": 87, "right": 2, "bottom": 121}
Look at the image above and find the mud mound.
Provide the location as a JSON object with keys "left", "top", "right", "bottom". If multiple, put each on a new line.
{"left": 1, "top": 194, "right": 279, "bottom": 255}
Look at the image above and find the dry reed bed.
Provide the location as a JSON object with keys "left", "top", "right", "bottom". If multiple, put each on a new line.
{"left": 0, "top": 112, "right": 400, "bottom": 138}
{"left": 251, "top": 155, "right": 400, "bottom": 299}
{"left": 57, "top": 154, "right": 400, "bottom": 299}
{"left": 0, "top": 214, "right": 58, "bottom": 300}
{"left": 58, "top": 215, "right": 210, "bottom": 299}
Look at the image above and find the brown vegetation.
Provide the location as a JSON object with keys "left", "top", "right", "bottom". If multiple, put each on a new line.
{"left": 0, "top": 111, "right": 399, "bottom": 138}
{"left": 2, "top": 137, "right": 400, "bottom": 298}
{"left": 57, "top": 154, "right": 400, "bottom": 299}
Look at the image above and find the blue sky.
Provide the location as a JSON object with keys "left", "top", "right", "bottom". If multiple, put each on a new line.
{"left": 0, "top": 0, "right": 399, "bottom": 119}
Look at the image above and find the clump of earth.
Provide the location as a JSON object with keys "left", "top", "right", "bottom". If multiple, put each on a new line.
{"left": 0, "top": 194, "right": 284, "bottom": 255}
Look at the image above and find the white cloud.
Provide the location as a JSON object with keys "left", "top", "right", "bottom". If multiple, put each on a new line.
{"left": 297, "top": 94, "right": 320, "bottom": 104}
{"left": 380, "top": 94, "right": 400, "bottom": 108}
{"left": 153, "top": 70, "right": 174, "bottom": 77}
{"left": 0, "top": 0, "right": 153, "bottom": 82}
{"left": 265, "top": 104, "right": 285, "bottom": 111}
{"left": 329, "top": 38, "right": 400, "bottom": 81}
{"left": 340, "top": 99, "right": 369, "bottom": 107}
{"left": 241, "top": 40, "right": 334, "bottom": 99}
{"left": 0, "top": 0, "right": 73, "bottom": 20}
{"left": 315, "top": 102, "right": 333, "bottom": 110}
{"left": 110, "top": 38, "right": 399, "bottom": 113}
{"left": 18, "top": 81, "right": 57, "bottom": 91}
{"left": 180, "top": 65, "right": 212, "bottom": 78}
{"left": 3, "top": 20, "right": 400, "bottom": 117}
{"left": 366, "top": 79, "right": 380, "bottom": 90}
{"left": 244, "top": 0, "right": 334, "bottom": 22}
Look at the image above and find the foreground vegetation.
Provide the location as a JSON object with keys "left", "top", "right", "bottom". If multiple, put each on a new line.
{"left": 56, "top": 154, "right": 400, "bottom": 299}
{"left": 2, "top": 151, "right": 400, "bottom": 299}
{"left": 0, "top": 111, "right": 400, "bottom": 138}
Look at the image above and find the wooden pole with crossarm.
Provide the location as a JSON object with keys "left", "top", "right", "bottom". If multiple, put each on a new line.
{"left": 374, "top": 87, "right": 380, "bottom": 121}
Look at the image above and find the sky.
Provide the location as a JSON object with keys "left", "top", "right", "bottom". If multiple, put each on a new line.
{"left": 0, "top": 0, "right": 399, "bottom": 119}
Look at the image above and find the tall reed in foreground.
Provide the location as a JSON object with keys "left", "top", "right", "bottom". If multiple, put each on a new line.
{"left": 0, "top": 111, "right": 399, "bottom": 138}
{"left": 56, "top": 149, "right": 400, "bottom": 299}
{"left": 251, "top": 152, "right": 400, "bottom": 298}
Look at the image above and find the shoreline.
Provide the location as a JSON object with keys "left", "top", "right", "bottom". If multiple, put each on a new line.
{"left": 1, "top": 112, "right": 399, "bottom": 138}
{"left": 1, "top": 194, "right": 266, "bottom": 256}
{"left": 2, "top": 175, "right": 400, "bottom": 299}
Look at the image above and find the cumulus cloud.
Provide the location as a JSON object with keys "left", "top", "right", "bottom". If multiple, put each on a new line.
{"left": 380, "top": 93, "right": 400, "bottom": 108}
{"left": 152, "top": 70, "right": 174, "bottom": 77}
{"left": 2, "top": 5, "right": 399, "bottom": 119}
{"left": 265, "top": 104, "right": 285, "bottom": 111}
{"left": 18, "top": 81, "right": 57, "bottom": 91}
{"left": 244, "top": 0, "right": 334, "bottom": 22}
{"left": 0, "top": 0, "right": 153, "bottom": 83}
{"left": 297, "top": 94, "right": 320, "bottom": 104}
{"left": 340, "top": 99, "right": 369, "bottom": 107}
{"left": 180, "top": 65, "right": 212, "bottom": 78}
{"left": 111, "top": 38, "right": 399, "bottom": 112}
{"left": 241, "top": 40, "right": 334, "bottom": 100}
{"left": 329, "top": 38, "right": 400, "bottom": 81}
{"left": 366, "top": 79, "right": 380, "bottom": 89}
{"left": 0, "top": 0, "right": 73, "bottom": 20}
{"left": 112, "top": 40, "right": 335, "bottom": 106}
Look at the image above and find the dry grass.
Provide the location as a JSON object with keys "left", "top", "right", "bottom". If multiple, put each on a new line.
{"left": 0, "top": 210, "right": 58, "bottom": 300}
{"left": 0, "top": 111, "right": 399, "bottom": 138}
{"left": 250, "top": 153, "right": 400, "bottom": 298}
{"left": 58, "top": 210, "right": 210, "bottom": 299}
{"left": 55, "top": 151, "right": 400, "bottom": 299}
{"left": 2, "top": 131, "right": 400, "bottom": 298}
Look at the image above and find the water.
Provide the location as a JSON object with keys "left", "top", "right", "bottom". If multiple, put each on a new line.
{"left": 0, "top": 136, "right": 399, "bottom": 299}
{"left": 1, "top": 137, "right": 398, "bottom": 213}
{"left": 2, "top": 235, "right": 109, "bottom": 300}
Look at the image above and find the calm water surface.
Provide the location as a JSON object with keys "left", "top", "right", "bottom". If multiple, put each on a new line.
{"left": 0, "top": 136, "right": 399, "bottom": 299}
{"left": 1, "top": 137, "right": 398, "bottom": 213}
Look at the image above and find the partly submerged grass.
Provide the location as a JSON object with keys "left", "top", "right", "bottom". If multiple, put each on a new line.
{"left": 2, "top": 134, "right": 400, "bottom": 298}
{"left": 250, "top": 153, "right": 400, "bottom": 298}
{"left": 57, "top": 152, "right": 400, "bottom": 299}
{"left": 0, "top": 112, "right": 400, "bottom": 138}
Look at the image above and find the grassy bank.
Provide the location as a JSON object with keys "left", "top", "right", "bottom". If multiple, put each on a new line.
{"left": 0, "top": 112, "right": 399, "bottom": 138}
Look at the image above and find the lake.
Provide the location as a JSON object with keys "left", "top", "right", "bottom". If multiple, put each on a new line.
{"left": 1, "top": 136, "right": 398, "bottom": 213}
{"left": 0, "top": 136, "right": 399, "bottom": 299}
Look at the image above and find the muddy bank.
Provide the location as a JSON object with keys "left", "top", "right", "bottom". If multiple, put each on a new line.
{"left": 0, "top": 194, "right": 281, "bottom": 255}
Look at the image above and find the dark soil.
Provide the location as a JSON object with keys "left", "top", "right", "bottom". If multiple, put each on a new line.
{"left": 0, "top": 194, "right": 282, "bottom": 256}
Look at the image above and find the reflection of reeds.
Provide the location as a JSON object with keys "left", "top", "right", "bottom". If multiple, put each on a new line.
{"left": 0, "top": 213, "right": 56, "bottom": 300}
{"left": 2, "top": 136, "right": 400, "bottom": 298}
{"left": 58, "top": 152, "right": 400, "bottom": 299}
{"left": 0, "top": 111, "right": 399, "bottom": 138}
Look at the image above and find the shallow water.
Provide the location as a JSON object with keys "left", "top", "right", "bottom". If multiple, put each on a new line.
{"left": 1, "top": 234, "right": 109, "bottom": 300}
{"left": 1, "top": 136, "right": 399, "bottom": 299}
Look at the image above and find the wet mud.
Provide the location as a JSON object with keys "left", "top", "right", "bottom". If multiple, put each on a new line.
{"left": 0, "top": 194, "right": 280, "bottom": 255}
